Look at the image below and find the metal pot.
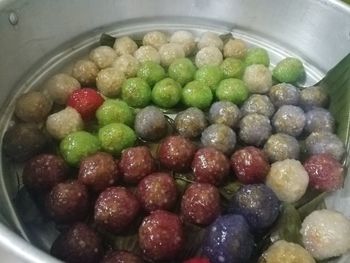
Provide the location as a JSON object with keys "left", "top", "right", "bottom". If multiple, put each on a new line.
{"left": 0, "top": 0, "right": 349, "bottom": 262}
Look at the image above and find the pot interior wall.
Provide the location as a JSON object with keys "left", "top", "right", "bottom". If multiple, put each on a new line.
{"left": 0, "top": 0, "right": 349, "bottom": 262}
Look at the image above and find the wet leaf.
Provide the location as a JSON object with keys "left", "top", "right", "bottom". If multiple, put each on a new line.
{"left": 271, "top": 203, "right": 302, "bottom": 244}
{"left": 14, "top": 188, "right": 46, "bottom": 224}
{"left": 179, "top": 223, "right": 206, "bottom": 260}
{"left": 134, "top": 39, "right": 143, "bottom": 46}
{"left": 165, "top": 115, "right": 176, "bottom": 135}
{"left": 159, "top": 107, "right": 182, "bottom": 115}
{"left": 99, "top": 226, "right": 141, "bottom": 255}
{"left": 142, "top": 141, "right": 160, "bottom": 159}
{"left": 174, "top": 173, "right": 195, "bottom": 184}
{"left": 219, "top": 181, "right": 242, "bottom": 201}
{"left": 175, "top": 177, "right": 190, "bottom": 195}
{"left": 250, "top": 234, "right": 272, "bottom": 263}
{"left": 100, "top": 33, "right": 116, "bottom": 47}
{"left": 298, "top": 192, "right": 327, "bottom": 221}
{"left": 294, "top": 188, "right": 323, "bottom": 208}
{"left": 318, "top": 53, "right": 350, "bottom": 153}
{"left": 317, "top": 257, "right": 340, "bottom": 263}
{"left": 173, "top": 173, "right": 193, "bottom": 212}
{"left": 257, "top": 257, "right": 267, "bottom": 263}
{"left": 219, "top": 32, "right": 233, "bottom": 44}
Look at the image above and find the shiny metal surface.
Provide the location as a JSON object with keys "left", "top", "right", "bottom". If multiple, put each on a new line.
{"left": 0, "top": 0, "right": 349, "bottom": 262}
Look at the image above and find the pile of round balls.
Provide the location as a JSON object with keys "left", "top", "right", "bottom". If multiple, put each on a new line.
{"left": 3, "top": 30, "right": 350, "bottom": 263}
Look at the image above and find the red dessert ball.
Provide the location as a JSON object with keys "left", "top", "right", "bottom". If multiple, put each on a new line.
{"left": 181, "top": 183, "right": 220, "bottom": 225}
{"left": 67, "top": 88, "right": 104, "bottom": 121}
{"left": 137, "top": 172, "right": 178, "bottom": 212}
{"left": 78, "top": 152, "right": 120, "bottom": 192}
{"left": 158, "top": 135, "right": 197, "bottom": 172}
{"left": 183, "top": 257, "right": 211, "bottom": 263}
{"left": 303, "top": 153, "right": 344, "bottom": 191}
{"left": 119, "top": 146, "right": 156, "bottom": 184}
{"left": 94, "top": 187, "right": 140, "bottom": 234}
{"left": 231, "top": 146, "right": 270, "bottom": 184}
{"left": 51, "top": 223, "right": 103, "bottom": 263}
{"left": 138, "top": 210, "right": 184, "bottom": 261}
{"left": 23, "top": 154, "right": 69, "bottom": 193}
{"left": 45, "top": 180, "right": 89, "bottom": 224}
{"left": 192, "top": 147, "right": 230, "bottom": 186}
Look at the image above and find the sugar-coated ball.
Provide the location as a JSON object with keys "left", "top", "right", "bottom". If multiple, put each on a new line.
{"left": 170, "top": 30, "right": 196, "bottom": 56}
{"left": 301, "top": 209, "right": 350, "bottom": 260}
{"left": 261, "top": 240, "right": 315, "bottom": 263}
{"left": 46, "top": 107, "right": 84, "bottom": 140}
{"left": 243, "top": 64, "right": 272, "bottom": 94}
{"left": 112, "top": 54, "right": 140, "bottom": 78}
{"left": 143, "top": 31, "right": 168, "bottom": 50}
{"left": 266, "top": 159, "right": 309, "bottom": 203}
{"left": 134, "top": 45, "right": 161, "bottom": 64}
{"left": 113, "top": 36, "right": 138, "bottom": 56}
{"left": 195, "top": 46, "right": 223, "bottom": 68}
{"left": 198, "top": 32, "right": 224, "bottom": 50}
{"left": 89, "top": 46, "right": 117, "bottom": 69}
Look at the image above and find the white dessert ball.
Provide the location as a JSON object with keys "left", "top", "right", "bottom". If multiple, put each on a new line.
{"left": 112, "top": 54, "right": 139, "bottom": 78}
{"left": 223, "top": 38, "right": 247, "bottom": 59}
{"left": 301, "top": 209, "right": 350, "bottom": 260}
{"left": 89, "top": 46, "right": 117, "bottom": 69}
{"left": 261, "top": 240, "right": 315, "bottom": 263}
{"left": 96, "top": 67, "right": 126, "bottom": 97}
{"left": 142, "top": 31, "right": 168, "bottom": 50}
{"left": 266, "top": 159, "right": 309, "bottom": 203}
{"left": 45, "top": 73, "right": 81, "bottom": 104}
{"left": 243, "top": 64, "right": 272, "bottom": 94}
{"left": 197, "top": 31, "right": 224, "bottom": 50}
{"left": 170, "top": 30, "right": 196, "bottom": 56}
{"left": 72, "top": 59, "right": 99, "bottom": 86}
{"left": 113, "top": 36, "right": 138, "bottom": 56}
{"left": 134, "top": 45, "right": 161, "bottom": 64}
{"left": 195, "top": 46, "right": 223, "bottom": 68}
{"left": 158, "top": 43, "right": 185, "bottom": 67}
{"left": 46, "top": 107, "right": 84, "bottom": 140}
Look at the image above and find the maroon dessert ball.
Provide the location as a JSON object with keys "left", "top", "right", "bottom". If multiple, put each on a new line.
{"left": 51, "top": 223, "right": 103, "bottom": 263}
{"left": 184, "top": 257, "right": 211, "bottom": 263}
{"left": 45, "top": 180, "right": 89, "bottom": 224}
{"left": 119, "top": 146, "right": 156, "bottom": 184}
{"left": 23, "top": 154, "right": 68, "bottom": 192}
{"left": 158, "top": 135, "right": 197, "bottom": 172}
{"left": 137, "top": 172, "right": 178, "bottom": 212}
{"left": 181, "top": 183, "right": 220, "bottom": 225}
{"left": 192, "top": 147, "right": 230, "bottom": 186}
{"left": 3, "top": 123, "right": 49, "bottom": 161}
{"left": 94, "top": 187, "right": 140, "bottom": 233}
{"left": 78, "top": 152, "right": 119, "bottom": 192}
{"left": 231, "top": 146, "right": 270, "bottom": 184}
{"left": 304, "top": 153, "right": 344, "bottom": 191}
{"left": 139, "top": 210, "right": 184, "bottom": 261}
{"left": 101, "top": 250, "right": 144, "bottom": 263}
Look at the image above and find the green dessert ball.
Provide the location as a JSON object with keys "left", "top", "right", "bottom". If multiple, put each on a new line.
{"left": 182, "top": 80, "right": 213, "bottom": 109}
{"left": 121, "top": 77, "right": 152, "bottom": 108}
{"left": 152, "top": 78, "right": 182, "bottom": 108}
{"left": 98, "top": 123, "right": 136, "bottom": 155}
{"left": 137, "top": 61, "right": 166, "bottom": 86}
{"left": 273, "top": 57, "right": 305, "bottom": 83}
{"left": 194, "top": 65, "right": 224, "bottom": 91}
{"left": 60, "top": 131, "right": 101, "bottom": 166}
{"left": 245, "top": 48, "right": 270, "bottom": 67}
{"left": 168, "top": 58, "right": 196, "bottom": 86}
{"left": 220, "top": 58, "right": 245, "bottom": 79}
{"left": 96, "top": 99, "right": 134, "bottom": 127}
{"left": 216, "top": 78, "right": 249, "bottom": 105}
